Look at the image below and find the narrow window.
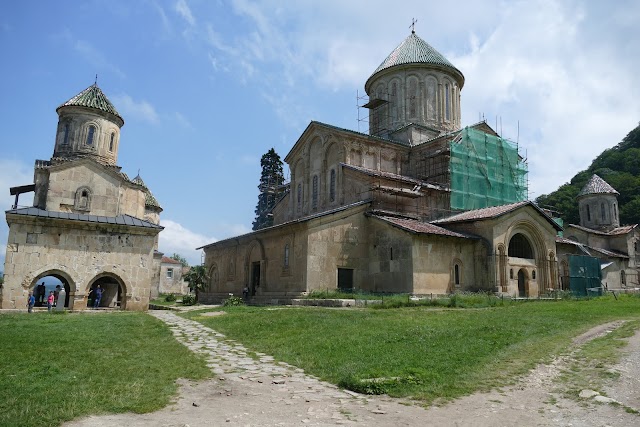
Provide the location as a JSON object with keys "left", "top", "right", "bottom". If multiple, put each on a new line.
{"left": 510, "top": 269, "right": 514, "bottom": 279}
{"left": 586, "top": 204, "right": 591, "bottom": 221}
{"left": 109, "top": 132, "right": 115, "bottom": 151}
{"left": 312, "top": 175, "right": 318, "bottom": 210}
{"left": 329, "top": 169, "right": 336, "bottom": 202}
{"left": 445, "top": 84, "right": 450, "bottom": 120}
{"left": 601, "top": 203, "right": 606, "bottom": 221}
{"left": 297, "top": 183, "right": 302, "bottom": 213}
{"left": 614, "top": 203, "right": 617, "bottom": 220}
{"left": 86, "top": 125, "right": 95, "bottom": 145}
{"left": 390, "top": 247, "right": 393, "bottom": 261}
{"left": 167, "top": 268, "right": 173, "bottom": 279}
{"left": 532, "top": 270, "right": 536, "bottom": 280}
{"left": 284, "top": 244, "right": 290, "bottom": 268}
{"left": 63, "top": 124, "right": 70, "bottom": 145}
{"left": 454, "top": 264, "right": 460, "bottom": 285}
{"left": 621, "top": 270, "right": 626, "bottom": 285}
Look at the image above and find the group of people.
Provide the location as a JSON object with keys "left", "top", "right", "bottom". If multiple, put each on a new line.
{"left": 26, "top": 283, "right": 103, "bottom": 312}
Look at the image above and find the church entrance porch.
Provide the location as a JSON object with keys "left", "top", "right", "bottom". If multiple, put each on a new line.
{"left": 29, "top": 271, "right": 75, "bottom": 310}
{"left": 88, "top": 274, "right": 126, "bottom": 309}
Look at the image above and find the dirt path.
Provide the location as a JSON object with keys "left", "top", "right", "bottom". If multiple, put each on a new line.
{"left": 64, "top": 313, "right": 640, "bottom": 427}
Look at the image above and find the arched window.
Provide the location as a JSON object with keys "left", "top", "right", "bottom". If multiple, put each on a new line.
{"left": 508, "top": 233, "right": 534, "bottom": 259}
{"left": 454, "top": 264, "right": 460, "bottom": 285}
{"left": 601, "top": 203, "right": 606, "bottom": 221}
{"left": 621, "top": 270, "right": 626, "bottom": 285}
{"left": 297, "top": 184, "right": 302, "bottom": 214}
{"left": 614, "top": 203, "right": 617, "bottom": 221}
{"left": 510, "top": 269, "right": 514, "bottom": 279}
{"left": 74, "top": 187, "right": 92, "bottom": 211}
{"left": 329, "top": 169, "right": 336, "bottom": 202}
{"left": 445, "top": 83, "right": 450, "bottom": 120}
{"left": 284, "top": 244, "right": 289, "bottom": 268}
{"left": 586, "top": 204, "right": 591, "bottom": 221}
{"left": 109, "top": 132, "right": 115, "bottom": 151}
{"left": 86, "top": 125, "right": 95, "bottom": 145}
{"left": 312, "top": 175, "right": 318, "bottom": 210}
{"left": 532, "top": 270, "right": 536, "bottom": 280}
{"left": 63, "top": 123, "right": 70, "bottom": 145}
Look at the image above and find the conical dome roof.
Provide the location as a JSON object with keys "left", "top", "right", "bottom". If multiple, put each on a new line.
{"left": 578, "top": 174, "right": 619, "bottom": 197}
{"left": 366, "top": 32, "right": 464, "bottom": 90}
{"left": 132, "top": 174, "right": 162, "bottom": 210}
{"left": 57, "top": 84, "right": 123, "bottom": 124}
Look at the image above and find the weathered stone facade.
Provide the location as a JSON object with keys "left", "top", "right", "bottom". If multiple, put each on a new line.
{"left": 2, "top": 83, "right": 163, "bottom": 311}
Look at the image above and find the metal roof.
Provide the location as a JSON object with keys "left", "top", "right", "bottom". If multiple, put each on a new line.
{"left": 6, "top": 207, "right": 163, "bottom": 229}
{"left": 366, "top": 32, "right": 464, "bottom": 89}
{"left": 57, "top": 84, "right": 123, "bottom": 123}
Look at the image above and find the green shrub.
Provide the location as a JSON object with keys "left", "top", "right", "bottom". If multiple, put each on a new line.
{"left": 164, "top": 294, "right": 177, "bottom": 302}
{"left": 181, "top": 294, "right": 196, "bottom": 305}
{"left": 223, "top": 296, "right": 245, "bottom": 306}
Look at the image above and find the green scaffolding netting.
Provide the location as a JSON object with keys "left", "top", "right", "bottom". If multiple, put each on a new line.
{"left": 450, "top": 127, "right": 528, "bottom": 210}
{"left": 568, "top": 254, "right": 602, "bottom": 296}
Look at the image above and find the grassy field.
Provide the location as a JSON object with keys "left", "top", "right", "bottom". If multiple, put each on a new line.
{"left": 0, "top": 311, "right": 211, "bottom": 427}
{"left": 184, "top": 295, "right": 640, "bottom": 403}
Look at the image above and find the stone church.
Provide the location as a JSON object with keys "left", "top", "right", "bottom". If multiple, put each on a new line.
{"left": 1, "top": 84, "right": 164, "bottom": 310}
{"left": 198, "top": 31, "right": 569, "bottom": 303}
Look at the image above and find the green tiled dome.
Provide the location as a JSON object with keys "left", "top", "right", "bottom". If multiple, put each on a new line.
{"left": 57, "top": 84, "right": 123, "bottom": 123}
{"left": 132, "top": 174, "right": 162, "bottom": 210}
{"left": 366, "top": 32, "right": 464, "bottom": 89}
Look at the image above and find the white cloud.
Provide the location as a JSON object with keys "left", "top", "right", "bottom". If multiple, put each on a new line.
{"left": 159, "top": 219, "right": 215, "bottom": 266}
{"left": 175, "top": 0, "right": 195, "bottom": 27}
{"left": 111, "top": 94, "right": 160, "bottom": 124}
{"left": 0, "top": 159, "right": 34, "bottom": 267}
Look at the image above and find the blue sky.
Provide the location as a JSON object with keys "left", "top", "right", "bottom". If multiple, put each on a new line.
{"left": 1, "top": 0, "right": 639, "bottom": 266}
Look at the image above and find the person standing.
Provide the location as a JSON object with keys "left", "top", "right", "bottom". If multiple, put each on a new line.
{"left": 38, "top": 282, "right": 46, "bottom": 305}
{"left": 47, "top": 291, "right": 55, "bottom": 312}
{"left": 93, "top": 285, "right": 103, "bottom": 309}
{"left": 27, "top": 292, "right": 35, "bottom": 313}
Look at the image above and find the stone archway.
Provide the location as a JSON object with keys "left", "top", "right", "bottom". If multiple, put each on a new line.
{"left": 26, "top": 269, "right": 77, "bottom": 309}
{"left": 245, "top": 239, "right": 265, "bottom": 296}
{"left": 87, "top": 273, "right": 127, "bottom": 310}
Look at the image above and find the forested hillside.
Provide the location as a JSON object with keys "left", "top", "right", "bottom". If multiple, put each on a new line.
{"left": 535, "top": 123, "right": 640, "bottom": 226}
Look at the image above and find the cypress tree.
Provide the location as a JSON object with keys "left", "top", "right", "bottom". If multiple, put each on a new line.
{"left": 252, "top": 148, "right": 285, "bottom": 230}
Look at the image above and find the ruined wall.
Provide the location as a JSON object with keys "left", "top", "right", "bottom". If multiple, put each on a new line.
{"left": 1, "top": 216, "right": 158, "bottom": 311}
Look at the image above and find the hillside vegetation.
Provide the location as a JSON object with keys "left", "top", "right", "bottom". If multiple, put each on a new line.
{"left": 536, "top": 123, "right": 640, "bottom": 226}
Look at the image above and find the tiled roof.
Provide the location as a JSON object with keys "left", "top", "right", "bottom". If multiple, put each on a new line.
{"left": 556, "top": 236, "right": 629, "bottom": 259}
{"left": 367, "top": 32, "right": 464, "bottom": 87}
{"left": 434, "top": 201, "right": 530, "bottom": 223}
{"left": 132, "top": 174, "right": 162, "bottom": 210}
{"left": 5, "top": 207, "right": 163, "bottom": 229}
{"left": 341, "top": 163, "right": 448, "bottom": 191}
{"left": 578, "top": 174, "right": 619, "bottom": 197}
{"left": 371, "top": 214, "right": 477, "bottom": 239}
{"left": 57, "top": 84, "right": 123, "bottom": 123}
{"left": 161, "top": 256, "right": 183, "bottom": 264}
{"left": 566, "top": 223, "right": 637, "bottom": 236}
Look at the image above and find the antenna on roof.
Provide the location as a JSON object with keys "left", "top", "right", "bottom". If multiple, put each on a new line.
{"left": 410, "top": 18, "right": 418, "bottom": 33}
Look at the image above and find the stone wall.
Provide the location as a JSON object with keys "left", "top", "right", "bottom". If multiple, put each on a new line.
{"left": 1, "top": 215, "right": 159, "bottom": 311}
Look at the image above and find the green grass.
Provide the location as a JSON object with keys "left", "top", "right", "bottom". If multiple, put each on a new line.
{"left": 184, "top": 294, "right": 640, "bottom": 404}
{"left": 0, "top": 312, "right": 211, "bottom": 427}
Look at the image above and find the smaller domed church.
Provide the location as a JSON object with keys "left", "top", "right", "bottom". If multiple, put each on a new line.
{"left": 2, "top": 84, "right": 165, "bottom": 310}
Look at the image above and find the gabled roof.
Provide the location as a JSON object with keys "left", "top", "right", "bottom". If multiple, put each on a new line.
{"left": 578, "top": 174, "right": 619, "bottom": 197}
{"left": 370, "top": 213, "right": 478, "bottom": 239}
{"left": 341, "top": 163, "right": 448, "bottom": 191}
{"left": 565, "top": 223, "right": 637, "bottom": 236}
{"left": 434, "top": 201, "right": 563, "bottom": 231}
{"left": 57, "top": 84, "right": 123, "bottom": 124}
{"left": 556, "top": 236, "right": 629, "bottom": 259}
{"left": 198, "top": 200, "right": 372, "bottom": 250}
{"left": 366, "top": 32, "right": 464, "bottom": 90}
{"left": 6, "top": 207, "right": 163, "bottom": 229}
{"left": 161, "top": 256, "right": 183, "bottom": 264}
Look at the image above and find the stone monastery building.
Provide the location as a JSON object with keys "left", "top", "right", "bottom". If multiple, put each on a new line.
{"left": 3, "top": 31, "right": 638, "bottom": 310}
{"left": 197, "top": 31, "right": 639, "bottom": 303}
{"left": 2, "top": 84, "right": 165, "bottom": 310}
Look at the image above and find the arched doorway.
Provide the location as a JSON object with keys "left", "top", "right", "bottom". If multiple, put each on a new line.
{"left": 30, "top": 271, "right": 75, "bottom": 309}
{"left": 518, "top": 269, "right": 528, "bottom": 297}
{"left": 88, "top": 274, "right": 126, "bottom": 309}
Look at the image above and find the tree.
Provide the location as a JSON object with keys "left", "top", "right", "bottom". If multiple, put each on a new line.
{"left": 170, "top": 253, "right": 189, "bottom": 267}
{"left": 183, "top": 265, "right": 210, "bottom": 303}
{"left": 252, "top": 148, "right": 285, "bottom": 230}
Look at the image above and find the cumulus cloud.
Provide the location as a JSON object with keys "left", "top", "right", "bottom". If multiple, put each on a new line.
{"left": 111, "top": 94, "right": 160, "bottom": 124}
{"left": 159, "top": 219, "right": 215, "bottom": 266}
